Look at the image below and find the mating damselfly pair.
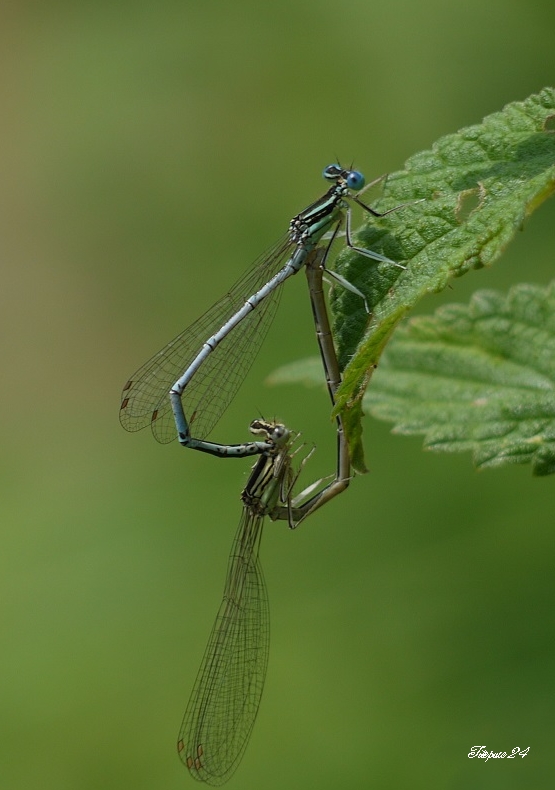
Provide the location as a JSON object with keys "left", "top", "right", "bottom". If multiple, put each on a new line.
{"left": 120, "top": 164, "right": 410, "bottom": 784}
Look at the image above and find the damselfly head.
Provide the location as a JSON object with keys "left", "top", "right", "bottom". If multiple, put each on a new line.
{"left": 322, "top": 164, "right": 365, "bottom": 191}
{"left": 249, "top": 419, "right": 289, "bottom": 446}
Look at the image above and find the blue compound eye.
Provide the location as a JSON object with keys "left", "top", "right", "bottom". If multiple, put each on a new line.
{"left": 346, "top": 170, "right": 365, "bottom": 190}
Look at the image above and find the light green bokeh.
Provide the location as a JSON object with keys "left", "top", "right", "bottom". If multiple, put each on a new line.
{"left": 1, "top": 2, "right": 554, "bottom": 788}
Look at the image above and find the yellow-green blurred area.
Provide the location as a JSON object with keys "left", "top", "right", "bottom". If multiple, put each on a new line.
{"left": 2, "top": 1, "right": 555, "bottom": 788}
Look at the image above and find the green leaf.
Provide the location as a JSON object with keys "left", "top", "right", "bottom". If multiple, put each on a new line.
{"left": 365, "top": 281, "right": 555, "bottom": 476}
{"left": 331, "top": 88, "right": 555, "bottom": 466}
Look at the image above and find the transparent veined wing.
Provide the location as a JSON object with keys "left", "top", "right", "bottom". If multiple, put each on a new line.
{"left": 177, "top": 511, "right": 269, "bottom": 785}
{"left": 120, "top": 235, "right": 294, "bottom": 443}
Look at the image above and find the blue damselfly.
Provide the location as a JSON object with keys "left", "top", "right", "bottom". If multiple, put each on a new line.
{"left": 120, "top": 166, "right": 406, "bottom": 457}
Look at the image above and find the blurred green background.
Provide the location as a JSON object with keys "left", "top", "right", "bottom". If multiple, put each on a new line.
{"left": 2, "top": 2, "right": 554, "bottom": 788}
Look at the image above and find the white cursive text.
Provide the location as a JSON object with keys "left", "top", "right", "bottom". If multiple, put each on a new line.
{"left": 468, "top": 745, "right": 530, "bottom": 761}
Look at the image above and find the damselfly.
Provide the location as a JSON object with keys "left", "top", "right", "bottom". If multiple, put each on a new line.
{"left": 177, "top": 418, "right": 345, "bottom": 785}
{"left": 120, "top": 165, "right": 407, "bottom": 456}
